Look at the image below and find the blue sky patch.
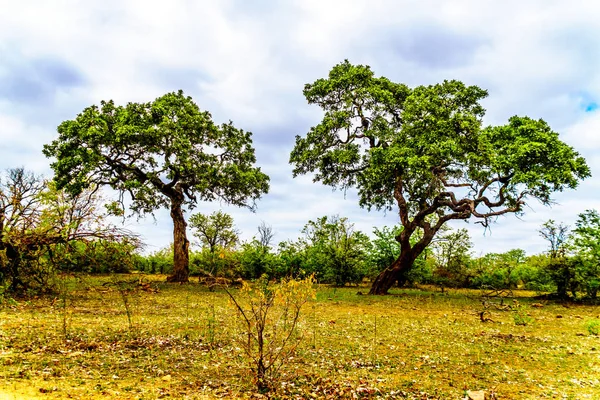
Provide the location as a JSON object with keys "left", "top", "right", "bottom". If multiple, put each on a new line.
{"left": 584, "top": 102, "right": 598, "bottom": 112}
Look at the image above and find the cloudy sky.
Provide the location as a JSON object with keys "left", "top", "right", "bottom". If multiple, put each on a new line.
{"left": 1, "top": 0, "right": 600, "bottom": 256}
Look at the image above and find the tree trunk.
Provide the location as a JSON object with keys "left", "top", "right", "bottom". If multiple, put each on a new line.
{"left": 369, "top": 250, "right": 416, "bottom": 295}
{"left": 167, "top": 197, "right": 189, "bottom": 283}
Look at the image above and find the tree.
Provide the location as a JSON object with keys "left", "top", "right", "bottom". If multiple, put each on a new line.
{"left": 539, "top": 220, "right": 574, "bottom": 299}
{"left": 301, "top": 215, "right": 370, "bottom": 286}
{"left": 189, "top": 210, "right": 239, "bottom": 277}
{"left": 0, "top": 168, "right": 46, "bottom": 291}
{"left": 43, "top": 91, "right": 269, "bottom": 282}
{"left": 290, "top": 60, "right": 590, "bottom": 294}
{"left": 540, "top": 220, "right": 569, "bottom": 259}
{"left": 0, "top": 168, "right": 138, "bottom": 293}
{"left": 257, "top": 221, "right": 275, "bottom": 250}
{"left": 571, "top": 210, "right": 600, "bottom": 299}
{"left": 238, "top": 222, "right": 277, "bottom": 280}
{"left": 190, "top": 211, "right": 238, "bottom": 253}
{"left": 430, "top": 228, "right": 473, "bottom": 290}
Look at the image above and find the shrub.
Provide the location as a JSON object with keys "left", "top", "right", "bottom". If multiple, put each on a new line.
{"left": 137, "top": 246, "right": 173, "bottom": 274}
{"left": 225, "top": 274, "right": 316, "bottom": 392}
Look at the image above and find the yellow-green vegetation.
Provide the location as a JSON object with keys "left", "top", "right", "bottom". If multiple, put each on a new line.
{"left": 1, "top": 275, "right": 599, "bottom": 399}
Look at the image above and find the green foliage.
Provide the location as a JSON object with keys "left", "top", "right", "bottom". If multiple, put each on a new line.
{"left": 190, "top": 247, "right": 238, "bottom": 278}
{"left": 44, "top": 90, "right": 270, "bottom": 215}
{"left": 236, "top": 239, "right": 278, "bottom": 279}
{"left": 274, "top": 240, "right": 306, "bottom": 278}
{"left": 190, "top": 211, "right": 238, "bottom": 253}
{"left": 513, "top": 304, "right": 534, "bottom": 326}
{"left": 51, "top": 240, "right": 139, "bottom": 274}
{"left": 301, "top": 216, "right": 371, "bottom": 286}
{"left": 0, "top": 282, "right": 13, "bottom": 305}
{"left": 472, "top": 249, "right": 528, "bottom": 289}
{"left": 291, "top": 60, "right": 589, "bottom": 293}
{"left": 430, "top": 228, "right": 473, "bottom": 289}
{"left": 571, "top": 210, "right": 600, "bottom": 299}
{"left": 136, "top": 246, "right": 174, "bottom": 274}
{"left": 517, "top": 254, "right": 555, "bottom": 292}
{"left": 368, "top": 225, "right": 402, "bottom": 279}
{"left": 43, "top": 91, "right": 269, "bottom": 280}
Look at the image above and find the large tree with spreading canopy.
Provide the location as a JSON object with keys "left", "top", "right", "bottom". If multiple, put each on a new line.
{"left": 44, "top": 90, "right": 269, "bottom": 282}
{"left": 290, "top": 61, "right": 590, "bottom": 294}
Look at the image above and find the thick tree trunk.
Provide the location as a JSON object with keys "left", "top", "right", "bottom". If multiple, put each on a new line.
{"left": 369, "top": 251, "right": 416, "bottom": 295}
{"left": 167, "top": 197, "right": 189, "bottom": 283}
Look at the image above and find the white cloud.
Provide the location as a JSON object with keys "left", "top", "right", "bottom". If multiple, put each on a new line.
{"left": 1, "top": 0, "right": 599, "bottom": 257}
{"left": 565, "top": 112, "right": 600, "bottom": 149}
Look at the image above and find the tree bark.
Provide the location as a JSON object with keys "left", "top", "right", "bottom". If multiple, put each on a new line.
{"left": 369, "top": 226, "right": 436, "bottom": 295}
{"left": 167, "top": 196, "right": 189, "bottom": 283}
{"left": 369, "top": 250, "right": 416, "bottom": 295}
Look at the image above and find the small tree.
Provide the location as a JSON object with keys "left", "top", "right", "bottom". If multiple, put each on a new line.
{"left": 44, "top": 91, "right": 269, "bottom": 283}
{"left": 301, "top": 215, "right": 370, "bottom": 286}
{"left": 0, "top": 168, "right": 139, "bottom": 293}
{"left": 257, "top": 221, "right": 275, "bottom": 250}
{"left": 539, "top": 220, "right": 573, "bottom": 299}
{"left": 540, "top": 220, "right": 569, "bottom": 259}
{"left": 290, "top": 61, "right": 590, "bottom": 294}
{"left": 571, "top": 210, "right": 600, "bottom": 299}
{"left": 190, "top": 211, "right": 239, "bottom": 276}
{"left": 431, "top": 228, "right": 473, "bottom": 290}
{"left": 237, "top": 223, "right": 277, "bottom": 280}
{"left": 0, "top": 168, "right": 46, "bottom": 291}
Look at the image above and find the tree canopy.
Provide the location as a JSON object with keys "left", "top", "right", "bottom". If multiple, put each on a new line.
{"left": 290, "top": 60, "right": 590, "bottom": 294}
{"left": 301, "top": 215, "right": 370, "bottom": 286}
{"left": 44, "top": 90, "right": 270, "bottom": 282}
{"left": 190, "top": 210, "right": 239, "bottom": 253}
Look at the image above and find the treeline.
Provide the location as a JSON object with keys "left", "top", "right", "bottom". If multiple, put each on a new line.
{"left": 134, "top": 211, "right": 600, "bottom": 301}
{"left": 2, "top": 166, "right": 598, "bottom": 302}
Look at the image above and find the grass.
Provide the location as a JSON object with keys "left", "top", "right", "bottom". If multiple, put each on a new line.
{"left": 0, "top": 274, "right": 599, "bottom": 399}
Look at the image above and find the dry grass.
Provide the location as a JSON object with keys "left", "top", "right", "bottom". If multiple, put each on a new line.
{"left": 0, "top": 274, "right": 599, "bottom": 399}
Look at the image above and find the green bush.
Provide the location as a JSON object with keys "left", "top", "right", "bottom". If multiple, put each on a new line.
{"left": 273, "top": 241, "right": 306, "bottom": 279}
{"left": 190, "top": 247, "right": 238, "bottom": 278}
{"left": 136, "top": 246, "right": 173, "bottom": 274}
{"left": 52, "top": 240, "right": 138, "bottom": 274}
{"left": 237, "top": 240, "right": 278, "bottom": 280}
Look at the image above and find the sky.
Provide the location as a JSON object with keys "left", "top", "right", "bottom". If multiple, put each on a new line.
{"left": 1, "top": 0, "right": 600, "bottom": 256}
